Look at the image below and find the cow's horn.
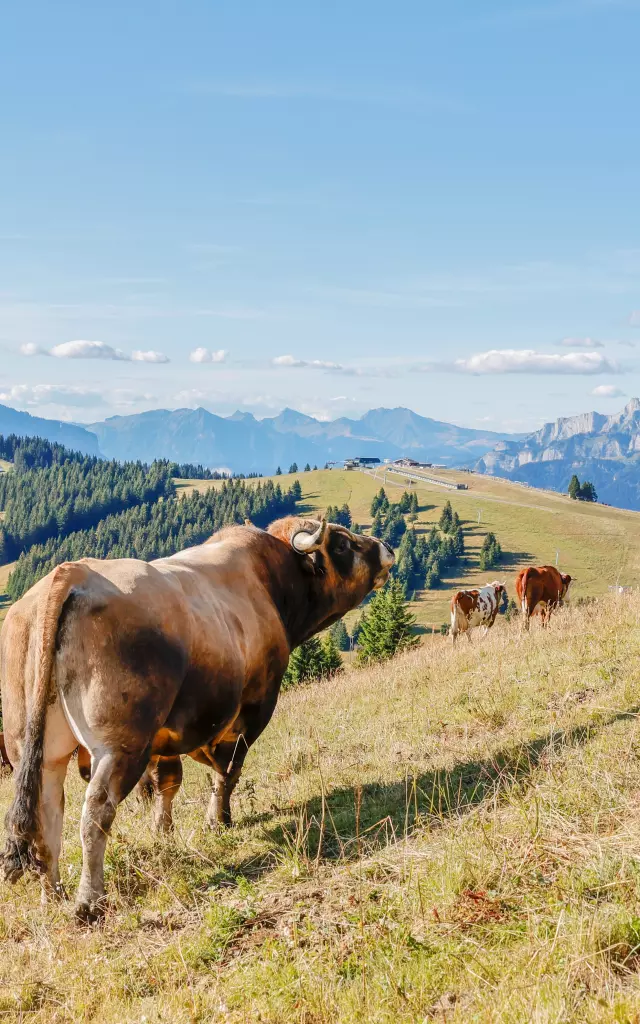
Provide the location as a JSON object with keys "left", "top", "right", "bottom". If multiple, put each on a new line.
{"left": 291, "top": 519, "right": 327, "bottom": 553}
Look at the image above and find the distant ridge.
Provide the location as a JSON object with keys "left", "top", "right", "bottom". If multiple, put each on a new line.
{"left": 0, "top": 400, "right": 517, "bottom": 474}
{"left": 476, "top": 398, "right": 640, "bottom": 510}
{"left": 0, "top": 403, "right": 100, "bottom": 454}
{"left": 87, "top": 405, "right": 515, "bottom": 473}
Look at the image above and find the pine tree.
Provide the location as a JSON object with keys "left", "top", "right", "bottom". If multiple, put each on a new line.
{"left": 282, "top": 637, "right": 326, "bottom": 688}
{"left": 438, "top": 500, "right": 453, "bottom": 532}
{"left": 321, "top": 632, "right": 343, "bottom": 676}
{"left": 568, "top": 474, "right": 581, "bottom": 500}
{"left": 382, "top": 507, "right": 406, "bottom": 548}
{"left": 398, "top": 490, "right": 412, "bottom": 514}
{"left": 276, "top": 466, "right": 282, "bottom": 476}
{"left": 580, "top": 480, "right": 597, "bottom": 502}
{"left": 304, "top": 463, "right": 311, "bottom": 472}
{"left": 330, "top": 618, "right": 351, "bottom": 652}
{"left": 370, "top": 487, "right": 387, "bottom": 517}
{"left": 289, "top": 463, "right": 298, "bottom": 474}
{"left": 479, "top": 531, "right": 502, "bottom": 571}
{"left": 339, "top": 503, "right": 352, "bottom": 528}
{"left": 356, "top": 580, "right": 418, "bottom": 664}
{"left": 371, "top": 512, "right": 384, "bottom": 538}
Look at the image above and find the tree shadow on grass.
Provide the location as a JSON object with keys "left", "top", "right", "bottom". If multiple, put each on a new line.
{"left": 261, "top": 706, "right": 640, "bottom": 866}
{"left": 499, "top": 551, "right": 533, "bottom": 571}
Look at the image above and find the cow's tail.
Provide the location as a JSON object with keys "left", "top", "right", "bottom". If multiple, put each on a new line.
{"left": 2, "top": 562, "right": 90, "bottom": 882}
{"left": 519, "top": 568, "right": 532, "bottom": 626}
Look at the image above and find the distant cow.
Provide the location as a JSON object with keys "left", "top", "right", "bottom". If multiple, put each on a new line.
{"left": 450, "top": 582, "right": 507, "bottom": 643}
{"left": 515, "top": 565, "right": 572, "bottom": 629}
{"left": 0, "top": 516, "right": 393, "bottom": 922}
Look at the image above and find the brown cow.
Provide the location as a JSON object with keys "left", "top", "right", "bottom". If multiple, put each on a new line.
{"left": 515, "top": 565, "right": 572, "bottom": 629}
{"left": 450, "top": 581, "right": 507, "bottom": 643}
{"left": 0, "top": 517, "right": 393, "bottom": 921}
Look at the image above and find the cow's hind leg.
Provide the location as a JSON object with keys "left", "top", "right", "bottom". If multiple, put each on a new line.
{"left": 76, "top": 746, "right": 150, "bottom": 923}
{"left": 34, "top": 703, "right": 77, "bottom": 901}
{"left": 144, "top": 755, "right": 183, "bottom": 832}
{"left": 39, "top": 756, "right": 72, "bottom": 900}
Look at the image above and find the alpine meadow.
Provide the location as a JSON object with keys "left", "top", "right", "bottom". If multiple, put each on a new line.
{"left": 4, "top": 444, "right": 640, "bottom": 1019}
{"left": 4, "top": 1, "right": 640, "bottom": 1019}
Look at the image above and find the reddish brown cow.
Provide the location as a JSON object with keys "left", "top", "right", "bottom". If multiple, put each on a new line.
{"left": 515, "top": 565, "right": 572, "bottom": 629}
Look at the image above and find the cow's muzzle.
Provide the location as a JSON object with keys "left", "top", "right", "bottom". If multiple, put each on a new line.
{"left": 373, "top": 539, "right": 395, "bottom": 588}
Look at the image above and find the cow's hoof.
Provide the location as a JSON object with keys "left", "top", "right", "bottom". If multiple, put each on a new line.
{"left": 74, "top": 898, "right": 106, "bottom": 925}
{"left": 41, "top": 881, "right": 68, "bottom": 905}
{"left": 206, "top": 817, "right": 231, "bottom": 831}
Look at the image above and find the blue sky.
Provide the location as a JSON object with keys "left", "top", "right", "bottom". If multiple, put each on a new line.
{"left": 1, "top": 0, "right": 639, "bottom": 433}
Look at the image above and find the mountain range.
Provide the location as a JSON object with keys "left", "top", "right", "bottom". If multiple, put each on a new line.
{"left": 476, "top": 398, "right": 640, "bottom": 510}
{"left": 4, "top": 398, "right": 640, "bottom": 512}
{"left": 0, "top": 402, "right": 513, "bottom": 474}
{"left": 85, "top": 406, "right": 515, "bottom": 471}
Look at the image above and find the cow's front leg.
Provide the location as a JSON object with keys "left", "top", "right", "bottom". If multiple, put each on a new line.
{"left": 202, "top": 696, "right": 279, "bottom": 830}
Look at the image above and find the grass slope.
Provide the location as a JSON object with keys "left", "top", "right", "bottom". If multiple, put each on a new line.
{"left": 3, "top": 466, "right": 639, "bottom": 633}
{"left": 183, "top": 469, "right": 640, "bottom": 627}
{"left": 3, "top": 597, "right": 640, "bottom": 1020}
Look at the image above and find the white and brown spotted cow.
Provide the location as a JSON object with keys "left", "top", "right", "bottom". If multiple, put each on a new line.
{"left": 450, "top": 581, "right": 507, "bottom": 643}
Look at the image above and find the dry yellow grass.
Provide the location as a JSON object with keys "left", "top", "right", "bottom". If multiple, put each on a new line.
{"left": 3, "top": 595, "right": 640, "bottom": 1021}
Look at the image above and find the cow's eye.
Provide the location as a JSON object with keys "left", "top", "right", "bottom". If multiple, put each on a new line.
{"left": 333, "top": 535, "right": 350, "bottom": 554}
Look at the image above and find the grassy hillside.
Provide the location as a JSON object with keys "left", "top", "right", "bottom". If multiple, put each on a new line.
{"left": 3, "top": 596, "right": 640, "bottom": 1020}
{"left": 4, "top": 463, "right": 640, "bottom": 632}
{"left": 182, "top": 468, "right": 640, "bottom": 628}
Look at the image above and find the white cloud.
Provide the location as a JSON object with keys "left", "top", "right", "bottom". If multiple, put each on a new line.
{"left": 20, "top": 342, "right": 48, "bottom": 356}
{"left": 50, "top": 339, "right": 130, "bottom": 360}
{"left": 131, "top": 349, "right": 170, "bottom": 363}
{"left": 111, "top": 389, "right": 157, "bottom": 406}
{"left": 558, "top": 337, "right": 603, "bottom": 349}
{"left": 0, "top": 384, "right": 105, "bottom": 407}
{"left": 591, "top": 385, "right": 626, "bottom": 398}
{"left": 449, "top": 349, "right": 620, "bottom": 375}
{"left": 0, "top": 383, "right": 157, "bottom": 411}
{"left": 19, "top": 339, "right": 170, "bottom": 362}
{"left": 189, "top": 347, "right": 227, "bottom": 363}
{"left": 272, "top": 354, "right": 355, "bottom": 373}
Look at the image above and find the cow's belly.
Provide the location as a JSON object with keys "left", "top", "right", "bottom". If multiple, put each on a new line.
{"left": 153, "top": 664, "right": 245, "bottom": 756}
{"left": 466, "top": 608, "right": 490, "bottom": 628}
